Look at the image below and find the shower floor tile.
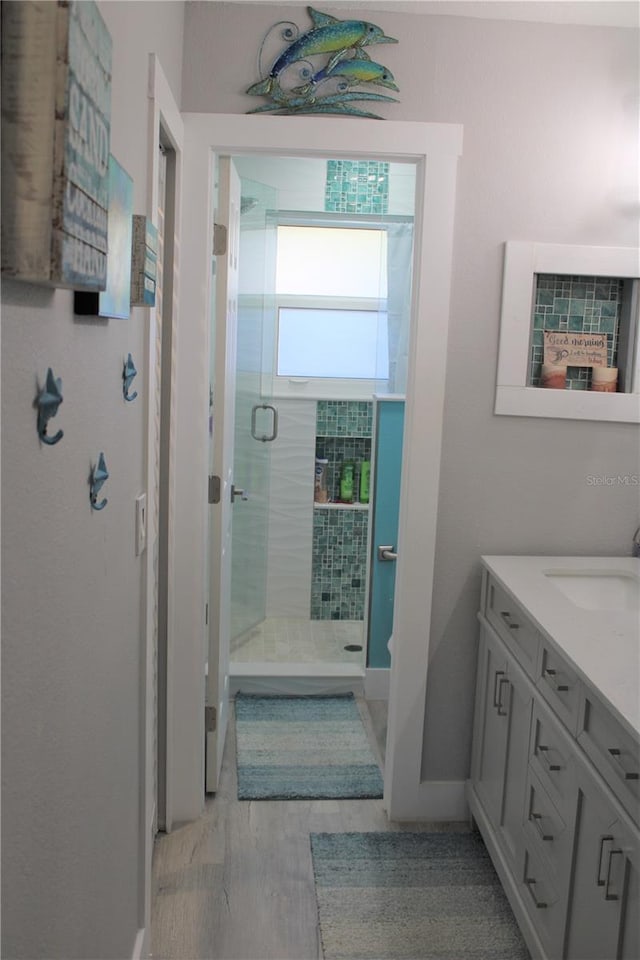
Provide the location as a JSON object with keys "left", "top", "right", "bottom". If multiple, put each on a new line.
{"left": 231, "top": 618, "right": 364, "bottom": 667}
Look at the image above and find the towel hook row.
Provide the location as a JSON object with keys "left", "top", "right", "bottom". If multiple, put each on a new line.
{"left": 35, "top": 356, "right": 137, "bottom": 510}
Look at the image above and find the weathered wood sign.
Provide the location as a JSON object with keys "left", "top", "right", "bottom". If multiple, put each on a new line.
{"left": 543, "top": 331, "right": 608, "bottom": 367}
{"left": 1, "top": 1, "right": 112, "bottom": 289}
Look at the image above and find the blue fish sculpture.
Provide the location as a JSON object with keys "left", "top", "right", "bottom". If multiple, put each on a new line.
{"left": 293, "top": 57, "right": 399, "bottom": 95}
{"left": 247, "top": 6, "right": 397, "bottom": 97}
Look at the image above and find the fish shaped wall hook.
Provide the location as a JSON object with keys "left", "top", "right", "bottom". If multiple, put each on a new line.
{"left": 246, "top": 6, "right": 400, "bottom": 119}
{"left": 123, "top": 353, "right": 138, "bottom": 402}
{"left": 90, "top": 452, "right": 110, "bottom": 511}
{"left": 36, "top": 367, "right": 64, "bottom": 445}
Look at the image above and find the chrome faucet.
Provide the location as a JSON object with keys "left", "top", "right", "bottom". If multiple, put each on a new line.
{"left": 633, "top": 527, "right": 640, "bottom": 558}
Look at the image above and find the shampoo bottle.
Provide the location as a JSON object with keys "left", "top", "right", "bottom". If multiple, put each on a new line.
{"left": 359, "top": 461, "right": 370, "bottom": 503}
{"left": 314, "top": 458, "right": 329, "bottom": 503}
{"left": 339, "top": 462, "right": 354, "bottom": 503}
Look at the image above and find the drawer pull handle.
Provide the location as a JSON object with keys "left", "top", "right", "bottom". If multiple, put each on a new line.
{"left": 530, "top": 811, "right": 553, "bottom": 842}
{"left": 493, "top": 670, "right": 506, "bottom": 709}
{"left": 538, "top": 744, "right": 561, "bottom": 772}
{"left": 525, "top": 877, "right": 548, "bottom": 909}
{"left": 543, "top": 667, "right": 569, "bottom": 692}
{"left": 597, "top": 835, "right": 614, "bottom": 887}
{"left": 607, "top": 747, "right": 640, "bottom": 781}
{"left": 496, "top": 677, "right": 510, "bottom": 717}
{"left": 500, "top": 611, "right": 520, "bottom": 630}
{"left": 605, "top": 848, "right": 623, "bottom": 902}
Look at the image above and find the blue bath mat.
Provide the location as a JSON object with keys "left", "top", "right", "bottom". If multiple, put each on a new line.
{"left": 234, "top": 693, "right": 384, "bottom": 800}
{"left": 310, "top": 831, "right": 530, "bottom": 959}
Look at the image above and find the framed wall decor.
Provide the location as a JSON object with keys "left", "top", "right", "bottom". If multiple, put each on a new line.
{"left": 74, "top": 155, "right": 134, "bottom": 319}
{"left": 1, "top": 0, "right": 112, "bottom": 289}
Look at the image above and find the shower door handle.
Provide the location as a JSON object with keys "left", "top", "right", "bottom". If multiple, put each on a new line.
{"left": 378, "top": 545, "right": 398, "bottom": 561}
{"left": 251, "top": 404, "right": 278, "bottom": 442}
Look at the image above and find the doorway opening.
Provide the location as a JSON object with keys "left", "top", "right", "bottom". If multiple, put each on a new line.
{"left": 220, "top": 155, "right": 416, "bottom": 693}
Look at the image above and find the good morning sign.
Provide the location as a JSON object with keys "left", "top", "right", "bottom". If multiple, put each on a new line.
{"left": 543, "top": 331, "right": 608, "bottom": 367}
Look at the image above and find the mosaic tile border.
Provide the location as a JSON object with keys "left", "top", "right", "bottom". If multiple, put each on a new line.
{"left": 316, "top": 400, "right": 373, "bottom": 437}
{"left": 325, "top": 160, "right": 389, "bottom": 215}
{"left": 529, "top": 274, "right": 623, "bottom": 390}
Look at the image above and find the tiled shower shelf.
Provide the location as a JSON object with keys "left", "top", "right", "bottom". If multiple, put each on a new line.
{"left": 313, "top": 502, "right": 370, "bottom": 511}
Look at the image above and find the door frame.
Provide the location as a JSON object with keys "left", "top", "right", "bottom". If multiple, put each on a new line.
{"left": 175, "top": 113, "right": 463, "bottom": 823}
{"left": 139, "top": 54, "right": 183, "bottom": 958}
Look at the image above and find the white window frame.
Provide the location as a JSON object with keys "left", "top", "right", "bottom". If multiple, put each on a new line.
{"left": 273, "top": 294, "right": 390, "bottom": 399}
{"left": 496, "top": 241, "right": 640, "bottom": 423}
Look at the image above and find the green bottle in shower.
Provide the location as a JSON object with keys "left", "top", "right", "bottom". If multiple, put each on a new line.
{"left": 359, "top": 461, "right": 370, "bottom": 504}
{"left": 340, "top": 462, "right": 354, "bottom": 503}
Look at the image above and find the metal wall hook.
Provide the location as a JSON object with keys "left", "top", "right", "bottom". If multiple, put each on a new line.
{"left": 123, "top": 353, "right": 138, "bottom": 402}
{"left": 36, "top": 367, "right": 64, "bottom": 445}
{"left": 90, "top": 452, "right": 109, "bottom": 510}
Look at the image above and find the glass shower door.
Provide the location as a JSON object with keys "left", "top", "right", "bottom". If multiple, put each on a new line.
{"left": 230, "top": 179, "right": 277, "bottom": 642}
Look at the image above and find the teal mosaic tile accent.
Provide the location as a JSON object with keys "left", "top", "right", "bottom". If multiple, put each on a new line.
{"left": 316, "top": 400, "right": 373, "bottom": 437}
{"left": 529, "top": 275, "right": 623, "bottom": 390}
{"left": 325, "top": 160, "right": 389, "bottom": 215}
{"left": 311, "top": 508, "right": 369, "bottom": 620}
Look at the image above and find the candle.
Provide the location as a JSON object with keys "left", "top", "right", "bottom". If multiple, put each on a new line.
{"left": 591, "top": 367, "right": 618, "bottom": 392}
{"left": 541, "top": 364, "right": 567, "bottom": 389}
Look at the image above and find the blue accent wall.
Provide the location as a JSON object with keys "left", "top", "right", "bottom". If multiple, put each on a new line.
{"left": 368, "top": 400, "right": 404, "bottom": 668}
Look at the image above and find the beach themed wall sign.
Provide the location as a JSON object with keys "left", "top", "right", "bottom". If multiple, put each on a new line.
{"left": 74, "top": 155, "right": 134, "bottom": 319}
{"left": 1, "top": 0, "right": 112, "bottom": 288}
{"left": 246, "top": 6, "right": 400, "bottom": 118}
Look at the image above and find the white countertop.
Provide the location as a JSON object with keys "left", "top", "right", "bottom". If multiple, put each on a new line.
{"left": 481, "top": 556, "right": 640, "bottom": 737}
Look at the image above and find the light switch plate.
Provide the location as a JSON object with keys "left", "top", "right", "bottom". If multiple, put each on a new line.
{"left": 135, "top": 493, "right": 147, "bottom": 556}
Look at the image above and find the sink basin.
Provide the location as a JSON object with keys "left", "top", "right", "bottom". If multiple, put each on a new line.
{"left": 545, "top": 570, "right": 640, "bottom": 612}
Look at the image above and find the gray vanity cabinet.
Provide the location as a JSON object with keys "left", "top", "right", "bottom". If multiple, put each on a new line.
{"left": 472, "top": 624, "right": 533, "bottom": 876}
{"left": 469, "top": 565, "right": 640, "bottom": 960}
{"left": 564, "top": 765, "right": 640, "bottom": 960}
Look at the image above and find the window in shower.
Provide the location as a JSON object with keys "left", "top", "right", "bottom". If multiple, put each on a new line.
{"left": 274, "top": 222, "right": 389, "bottom": 396}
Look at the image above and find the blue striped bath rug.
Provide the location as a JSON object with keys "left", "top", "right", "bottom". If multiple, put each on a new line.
{"left": 310, "top": 831, "right": 529, "bottom": 959}
{"left": 234, "top": 693, "right": 384, "bottom": 800}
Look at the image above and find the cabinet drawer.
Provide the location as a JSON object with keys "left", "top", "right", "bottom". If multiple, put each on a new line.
{"left": 485, "top": 574, "right": 540, "bottom": 677}
{"left": 578, "top": 688, "right": 640, "bottom": 826}
{"left": 529, "top": 700, "right": 576, "bottom": 821}
{"left": 519, "top": 844, "right": 566, "bottom": 959}
{"left": 524, "top": 768, "right": 572, "bottom": 887}
{"left": 537, "top": 642, "right": 581, "bottom": 734}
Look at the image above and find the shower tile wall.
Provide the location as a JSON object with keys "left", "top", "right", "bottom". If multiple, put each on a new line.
{"left": 312, "top": 400, "right": 373, "bottom": 620}
{"left": 325, "top": 160, "right": 389, "bottom": 215}
{"left": 529, "top": 275, "right": 623, "bottom": 389}
{"left": 316, "top": 400, "right": 373, "bottom": 435}
{"left": 312, "top": 510, "right": 369, "bottom": 620}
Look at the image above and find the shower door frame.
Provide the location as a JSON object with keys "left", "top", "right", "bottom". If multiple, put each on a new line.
{"left": 176, "top": 114, "right": 463, "bottom": 824}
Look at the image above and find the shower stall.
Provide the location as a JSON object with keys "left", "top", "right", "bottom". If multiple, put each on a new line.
{"left": 227, "top": 157, "right": 415, "bottom": 687}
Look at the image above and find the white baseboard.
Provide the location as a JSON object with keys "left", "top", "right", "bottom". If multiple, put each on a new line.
{"left": 386, "top": 779, "right": 469, "bottom": 822}
{"left": 364, "top": 667, "right": 390, "bottom": 700}
{"left": 131, "top": 927, "right": 147, "bottom": 960}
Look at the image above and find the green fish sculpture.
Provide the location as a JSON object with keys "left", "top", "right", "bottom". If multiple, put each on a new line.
{"left": 247, "top": 6, "right": 397, "bottom": 97}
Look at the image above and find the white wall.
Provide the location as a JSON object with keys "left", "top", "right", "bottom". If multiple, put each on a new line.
{"left": 1, "top": 4, "right": 184, "bottom": 957}
{"left": 181, "top": 3, "right": 639, "bottom": 785}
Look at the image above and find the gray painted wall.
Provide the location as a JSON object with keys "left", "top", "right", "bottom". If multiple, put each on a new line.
{"left": 181, "top": 4, "right": 640, "bottom": 782}
{"left": 1, "top": 3, "right": 184, "bottom": 957}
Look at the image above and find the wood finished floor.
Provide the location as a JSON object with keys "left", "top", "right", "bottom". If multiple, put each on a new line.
{"left": 151, "top": 698, "right": 470, "bottom": 960}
